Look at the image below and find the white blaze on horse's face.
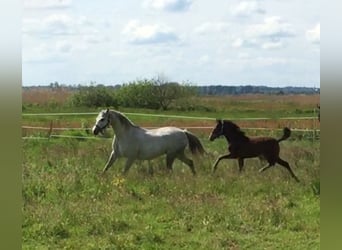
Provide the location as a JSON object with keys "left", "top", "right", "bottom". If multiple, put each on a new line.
{"left": 92, "top": 110, "right": 110, "bottom": 135}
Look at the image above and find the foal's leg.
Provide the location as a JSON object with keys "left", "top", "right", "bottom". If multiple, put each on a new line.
{"left": 277, "top": 158, "right": 300, "bottom": 182}
{"left": 212, "top": 153, "right": 234, "bottom": 173}
{"left": 176, "top": 151, "right": 196, "bottom": 175}
{"left": 103, "top": 150, "right": 118, "bottom": 173}
{"left": 238, "top": 158, "right": 244, "bottom": 172}
{"left": 258, "top": 163, "right": 274, "bottom": 173}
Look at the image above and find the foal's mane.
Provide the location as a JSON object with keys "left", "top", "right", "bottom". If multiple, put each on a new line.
{"left": 223, "top": 120, "right": 249, "bottom": 141}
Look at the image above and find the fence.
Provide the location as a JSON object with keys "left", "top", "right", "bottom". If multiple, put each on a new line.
{"left": 22, "top": 111, "right": 320, "bottom": 141}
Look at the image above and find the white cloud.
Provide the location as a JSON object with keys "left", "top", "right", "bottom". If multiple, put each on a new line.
{"left": 56, "top": 41, "right": 72, "bottom": 53}
{"left": 232, "top": 16, "right": 295, "bottom": 49}
{"left": 247, "top": 16, "right": 295, "bottom": 38}
{"left": 23, "top": 42, "right": 72, "bottom": 63}
{"left": 231, "top": 1, "right": 265, "bottom": 17}
{"left": 143, "top": 0, "right": 192, "bottom": 12}
{"left": 43, "top": 14, "right": 74, "bottom": 35}
{"left": 198, "top": 55, "right": 210, "bottom": 65}
{"left": 23, "top": 14, "right": 108, "bottom": 45}
{"left": 122, "top": 20, "right": 178, "bottom": 44}
{"left": 23, "top": 14, "right": 74, "bottom": 36}
{"left": 194, "top": 22, "right": 230, "bottom": 35}
{"left": 261, "top": 41, "right": 283, "bottom": 49}
{"left": 24, "top": 0, "right": 72, "bottom": 9}
{"left": 306, "top": 23, "right": 320, "bottom": 44}
{"left": 225, "top": 56, "right": 288, "bottom": 68}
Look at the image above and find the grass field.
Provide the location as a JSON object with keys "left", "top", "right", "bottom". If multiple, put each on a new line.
{"left": 22, "top": 92, "right": 320, "bottom": 249}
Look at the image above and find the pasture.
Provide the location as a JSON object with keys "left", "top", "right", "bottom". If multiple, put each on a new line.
{"left": 22, "top": 92, "right": 320, "bottom": 249}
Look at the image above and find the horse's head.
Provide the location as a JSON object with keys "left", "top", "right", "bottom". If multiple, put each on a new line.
{"left": 209, "top": 119, "right": 243, "bottom": 141}
{"left": 209, "top": 119, "right": 224, "bottom": 141}
{"left": 92, "top": 109, "right": 111, "bottom": 135}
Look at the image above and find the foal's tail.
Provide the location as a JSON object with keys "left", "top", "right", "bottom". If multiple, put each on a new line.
{"left": 277, "top": 127, "right": 291, "bottom": 142}
{"left": 184, "top": 131, "right": 206, "bottom": 155}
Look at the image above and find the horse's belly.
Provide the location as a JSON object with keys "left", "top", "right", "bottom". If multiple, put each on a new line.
{"left": 138, "top": 139, "right": 185, "bottom": 160}
{"left": 117, "top": 129, "right": 187, "bottom": 160}
{"left": 230, "top": 144, "right": 261, "bottom": 158}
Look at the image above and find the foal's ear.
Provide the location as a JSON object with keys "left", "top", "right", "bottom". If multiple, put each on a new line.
{"left": 215, "top": 118, "right": 222, "bottom": 124}
{"left": 106, "top": 108, "right": 109, "bottom": 113}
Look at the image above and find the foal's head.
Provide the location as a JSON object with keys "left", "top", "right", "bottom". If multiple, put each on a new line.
{"left": 92, "top": 109, "right": 111, "bottom": 135}
{"left": 209, "top": 119, "right": 245, "bottom": 141}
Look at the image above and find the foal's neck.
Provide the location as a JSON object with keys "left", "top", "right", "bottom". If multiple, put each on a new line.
{"left": 224, "top": 132, "right": 249, "bottom": 144}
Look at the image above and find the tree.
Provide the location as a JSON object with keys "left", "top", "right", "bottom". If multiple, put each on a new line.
{"left": 149, "top": 76, "right": 196, "bottom": 110}
{"left": 115, "top": 77, "right": 196, "bottom": 110}
{"left": 69, "top": 84, "right": 118, "bottom": 108}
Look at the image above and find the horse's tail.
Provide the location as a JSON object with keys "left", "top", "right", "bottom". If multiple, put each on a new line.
{"left": 277, "top": 127, "right": 291, "bottom": 143}
{"left": 184, "top": 131, "right": 206, "bottom": 155}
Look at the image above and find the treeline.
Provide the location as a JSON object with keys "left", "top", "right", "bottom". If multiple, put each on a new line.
{"left": 23, "top": 80, "right": 320, "bottom": 110}
{"left": 197, "top": 85, "right": 320, "bottom": 95}
{"left": 68, "top": 79, "right": 196, "bottom": 110}
{"left": 24, "top": 82, "right": 320, "bottom": 96}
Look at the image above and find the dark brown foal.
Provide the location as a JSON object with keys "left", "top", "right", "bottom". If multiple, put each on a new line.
{"left": 209, "top": 119, "right": 299, "bottom": 182}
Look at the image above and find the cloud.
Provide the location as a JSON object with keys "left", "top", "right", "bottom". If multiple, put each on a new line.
{"left": 23, "top": 14, "right": 108, "bottom": 45}
{"left": 231, "top": 1, "right": 265, "bottom": 17}
{"left": 122, "top": 20, "right": 178, "bottom": 44}
{"left": 23, "top": 14, "right": 74, "bottom": 36}
{"left": 23, "top": 41, "right": 72, "bottom": 63}
{"left": 232, "top": 16, "right": 295, "bottom": 49}
{"left": 56, "top": 40, "right": 72, "bottom": 53}
{"left": 194, "top": 22, "right": 230, "bottom": 35}
{"left": 247, "top": 16, "right": 295, "bottom": 39}
{"left": 24, "top": 0, "right": 72, "bottom": 9}
{"left": 143, "top": 0, "right": 192, "bottom": 12}
{"left": 306, "top": 23, "right": 320, "bottom": 44}
{"left": 225, "top": 56, "right": 288, "bottom": 68}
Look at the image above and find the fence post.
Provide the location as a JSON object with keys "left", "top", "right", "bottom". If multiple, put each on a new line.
{"left": 48, "top": 121, "right": 53, "bottom": 139}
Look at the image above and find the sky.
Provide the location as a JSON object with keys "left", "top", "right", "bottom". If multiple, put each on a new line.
{"left": 22, "top": 0, "right": 320, "bottom": 87}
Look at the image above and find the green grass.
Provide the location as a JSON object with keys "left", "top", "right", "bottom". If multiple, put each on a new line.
{"left": 22, "top": 132, "right": 320, "bottom": 249}
{"left": 22, "top": 96, "right": 320, "bottom": 249}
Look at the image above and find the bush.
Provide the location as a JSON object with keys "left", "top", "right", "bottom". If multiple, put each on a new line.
{"left": 115, "top": 79, "right": 197, "bottom": 110}
{"left": 69, "top": 85, "right": 118, "bottom": 108}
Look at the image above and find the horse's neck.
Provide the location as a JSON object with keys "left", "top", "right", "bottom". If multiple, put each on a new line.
{"left": 109, "top": 113, "right": 137, "bottom": 138}
{"left": 224, "top": 133, "right": 248, "bottom": 144}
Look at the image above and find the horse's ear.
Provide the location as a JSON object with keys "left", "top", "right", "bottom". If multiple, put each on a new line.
{"left": 106, "top": 108, "right": 109, "bottom": 113}
{"left": 216, "top": 119, "right": 222, "bottom": 124}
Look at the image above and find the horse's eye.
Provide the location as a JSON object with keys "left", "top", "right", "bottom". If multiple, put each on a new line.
{"left": 100, "top": 118, "right": 104, "bottom": 122}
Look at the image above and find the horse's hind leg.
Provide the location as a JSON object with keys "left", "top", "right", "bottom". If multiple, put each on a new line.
{"left": 148, "top": 160, "right": 154, "bottom": 176}
{"left": 166, "top": 153, "right": 176, "bottom": 172}
{"left": 176, "top": 151, "right": 196, "bottom": 175}
{"left": 277, "top": 158, "right": 300, "bottom": 182}
{"left": 122, "top": 158, "right": 135, "bottom": 175}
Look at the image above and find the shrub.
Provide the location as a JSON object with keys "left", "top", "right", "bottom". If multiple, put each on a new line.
{"left": 69, "top": 84, "right": 118, "bottom": 108}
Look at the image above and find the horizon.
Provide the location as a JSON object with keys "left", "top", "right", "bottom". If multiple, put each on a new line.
{"left": 22, "top": 82, "right": 320, "bottom": 89}
{"left": 23, "top": 0, "right": 320, "bottom": 88}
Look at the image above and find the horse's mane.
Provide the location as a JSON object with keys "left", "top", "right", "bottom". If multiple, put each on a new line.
{"left": 112, "top": 110, "right": 138, "bottom": 129}
{"left": 223, "top": 120, "right": 249, "bottom": 142}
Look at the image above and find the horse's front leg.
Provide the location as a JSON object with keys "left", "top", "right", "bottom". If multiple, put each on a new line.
{"left": 102, "top": 150, "right": 118, "bottom": 173}
{"left": 212, "top": 153, "right": 234, "bottom": 173}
